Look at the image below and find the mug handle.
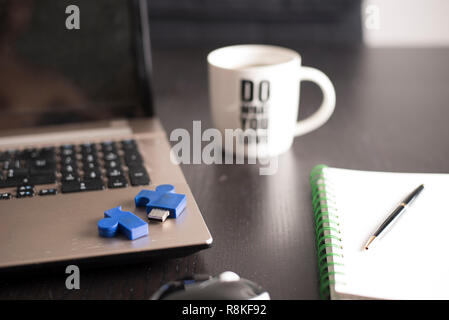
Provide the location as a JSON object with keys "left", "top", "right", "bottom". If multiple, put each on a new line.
{"left": 295, "top": 66, "right": 336, "bottom": 136}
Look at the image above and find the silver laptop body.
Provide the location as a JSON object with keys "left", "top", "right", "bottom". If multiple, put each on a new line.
{"left": 0, "top": 0, "right": 212, "bottom": 269}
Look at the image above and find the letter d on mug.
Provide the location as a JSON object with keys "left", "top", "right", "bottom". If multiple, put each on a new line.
{"left": 208, "top": 45, "right": 336, "bottom": 159}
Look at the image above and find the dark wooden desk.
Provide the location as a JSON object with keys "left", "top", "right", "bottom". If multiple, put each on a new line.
{"left": 1, "top": 47, "right": 449, "bottom": 299}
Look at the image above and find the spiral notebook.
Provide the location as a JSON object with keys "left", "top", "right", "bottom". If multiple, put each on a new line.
{"left": 310, "top": 165, "right": 449, "bottom": 300}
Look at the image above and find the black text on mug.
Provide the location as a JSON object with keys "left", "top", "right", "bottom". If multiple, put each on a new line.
{"left": 240, "top": 80, "right": 270, "bottom": 139}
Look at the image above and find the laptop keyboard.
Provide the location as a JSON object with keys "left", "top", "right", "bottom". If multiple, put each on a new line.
{"left": 0, "top": 139, "right": 150, "bottom": 199}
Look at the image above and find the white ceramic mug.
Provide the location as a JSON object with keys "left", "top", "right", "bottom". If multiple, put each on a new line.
{"left": 208, "top": 44, "right": 336, "bottom": 158}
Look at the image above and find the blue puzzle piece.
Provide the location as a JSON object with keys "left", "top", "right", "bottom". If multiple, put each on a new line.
{"left": 135, "top": 184, "right": 187, "bottom": 219}
{"left": 98, "top": 206, "right": 148, "bottom": 240}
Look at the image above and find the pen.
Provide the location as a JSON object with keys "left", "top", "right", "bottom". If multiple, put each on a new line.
{"left": 364, "top": 184, "right": 424, "bottom": 250}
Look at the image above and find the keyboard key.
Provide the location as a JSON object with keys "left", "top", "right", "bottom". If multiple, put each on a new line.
{"left": 29, "top": 167, "right": 56, "bottom": 176}
{"left": 107, "top": 176, "right": 128, "bottom": 189}
{"left": 80, "top": 143, "right": 97, "bottom": 154}
{"left": 29, "top": 159, "right": 56, "bottom": 172}
{"left": 103, "top": 152, "right": 119, "bottom": 161}
{"left": 61, "top": 156, "right": 77, "bottom": 165}
{"left": 80, "top": 179, "right": 104, "bottom": 191}
{"left": 101, "top": 142, "right": 116, "bottom": 153}
{"left": 124, "top": 152, "right": 142, "bottom": 167}
{"left": 0, "top": 151, "right": 10, "bottom": 162}
{"left": 82, "top": 153, "right": 97, "bottom": 163}
{"left": 84, "top": 169, "right": 102, "bottom": 180}
{"left": 38, "top": 188, "right": 57, "bottom": 196}
{"left": 28, "top": 173, "right": 56, "bottom": 185}
{"left": 61, "top": 164, "right": 78, "bottom": 174}
{"left": 83, "top": 161, "right": 100, "bottom": 171}
{"left": 61, "top": 181, "right": 80, "bottom": 193}
{"left": 61, "top": 172, "right": 79, "bottom": 182}
{"left": 7, "top": 168, "right": 28, "bottom": 178}
{"left": 17, "top": 148, "right": 38, "bottom": 160}
{"left": 2, "top": 160, "right": 12, "bottom": 170}
{"left": 0, "top": 177, "right": 28, "bottom": 188}
{"left": 17, "top": 185, "right": 34, "bottom": 192}
{"left": 16, "top": 185, "right": 34, "bottom": 198}
{"left": 60, "top": 145, "right": 76, "bottom": 157}
{"left": 128, "top": 166, "right": 150, "bottom": 186}
{"left": 106, "top": 168, "right": 124, "bottom": 177}
{"left": 39, "top": 147, "right": 56, "bottom": 160}
{"left": 121, "top": 139, "right": 137, "bottom": 151}
{"left": 16, "top": 190, "right": 34, "bottom": 198}
{"left": 61, "top": 179, "right": 104, "bottom": 193}
{"left": 3, "top": 149, "right": 17, "bottom": 159}
{"left": 4, "top": 160, "right": 23, "bottom": 170}
{"left": 0, "top": 192, "right": 12, "bottom": 200}
{"left": 17, "top": 185, "right": 35, "bottom": 198}
{"left": 105, "top": 159, "right": 121, "bottom": 170}
{"left": 32, "top": 158, "right": 55, "bottom": 168}
{"left": 1, "top": 168, "right": 30, "bottom": 187}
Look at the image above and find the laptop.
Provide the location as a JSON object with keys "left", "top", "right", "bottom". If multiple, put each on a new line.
{"left": 0, "top": 0, "right": 212, "bottom": 270}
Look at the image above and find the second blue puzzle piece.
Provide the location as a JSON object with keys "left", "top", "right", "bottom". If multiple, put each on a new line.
{"left": 135, "top": 184, "right": 187, "bottom": 219}
{"left": 98, "top": 206, "right": 148, "bottom": 240}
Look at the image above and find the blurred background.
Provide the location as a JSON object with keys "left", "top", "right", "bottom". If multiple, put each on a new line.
{"left": 148, "top": 0, "right": 362, "bottom": 48}
{"left": 1, "top": 0, "right": 448, "bottom": 128}
{"left": 147, "top": 0, "right": 449, "bottom": 48}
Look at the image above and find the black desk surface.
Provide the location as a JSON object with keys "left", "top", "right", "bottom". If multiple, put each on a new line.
{"left": 1, "top": 46, "right": 449, "bottom": 299}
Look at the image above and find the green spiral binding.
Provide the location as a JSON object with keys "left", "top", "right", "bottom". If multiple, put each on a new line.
{"left": 310, "top": 164, "right": 344, "bottom": 299}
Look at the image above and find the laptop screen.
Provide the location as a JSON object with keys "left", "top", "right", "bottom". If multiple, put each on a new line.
{"left": 0, "top": 0, "right": 148, "bottom": 130}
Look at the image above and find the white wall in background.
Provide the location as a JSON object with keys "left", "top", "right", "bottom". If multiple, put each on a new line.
{"left": 362, "top": 0, "right": 449, "bottom": 46}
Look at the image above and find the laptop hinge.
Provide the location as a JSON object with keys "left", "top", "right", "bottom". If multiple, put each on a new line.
{"left": 0, "top": 121, "right": 133, "bottom": 148}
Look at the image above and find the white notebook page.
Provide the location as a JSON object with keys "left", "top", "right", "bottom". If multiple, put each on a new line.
{"left": 324, "top": 168, "right": 449, "bottom": 299}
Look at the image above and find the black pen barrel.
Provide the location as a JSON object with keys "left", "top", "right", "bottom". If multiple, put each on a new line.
{"left": 374, "top": 205, "right": 405, "bottom": 237}
{"left": 365, "top": 184, "right": 424, "bottom": 250}
{"left": 403, "top": 184, "right": 424, "bottom": 205}
{"left": 373, "top": 184, "right": 424, "bottom": 237}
